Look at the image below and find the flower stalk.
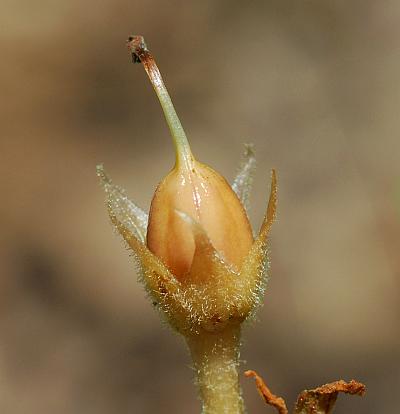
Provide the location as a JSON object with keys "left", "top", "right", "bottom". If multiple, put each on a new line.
{"left": 187, "top": 325, "right": 244, "bottom": 414}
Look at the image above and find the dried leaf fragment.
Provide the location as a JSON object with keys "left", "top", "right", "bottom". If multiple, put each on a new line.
{"left": 245, "top": 370, "right": 288, "bottom": 414}
{"left": 245, "top": 370, "right": 365, "bottom": 414}
{"left": 294, "top": 379, "right": 366, "bottom": 414}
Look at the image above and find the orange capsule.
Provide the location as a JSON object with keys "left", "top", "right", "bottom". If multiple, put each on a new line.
{"left": 147, "top": 158, "right": 253, "bottom": 280}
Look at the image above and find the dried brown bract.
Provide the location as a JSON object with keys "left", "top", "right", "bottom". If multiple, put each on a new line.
{"left": 245, "top": 370, "right": 288, "bottom": 414}
{"left": 294, "top": 380, "right": 366, "bottom": 414}
{"left": 246, "top": 370, "right": 365, "bottom": 414}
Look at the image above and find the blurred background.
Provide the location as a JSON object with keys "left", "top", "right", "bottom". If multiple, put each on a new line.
{"left": 1, "top": 0, "right": 399, "bottom": 412}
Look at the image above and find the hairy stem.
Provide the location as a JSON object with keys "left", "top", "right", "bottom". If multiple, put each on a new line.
{"left": 187, "top": 325, "right": 245, "bottom": 414}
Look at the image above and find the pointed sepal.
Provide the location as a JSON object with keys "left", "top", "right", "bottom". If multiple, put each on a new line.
{"left": 175, "top": 211, "right": 250, "bottom": 332}
{"left": 232, "top": 144, "right": 256, "bottom": 212}
{"left": 97, "top": 164, "right": 148, "bottom": 242}
{"left": 239, "top": 169, "right": 277, "bottom": 316}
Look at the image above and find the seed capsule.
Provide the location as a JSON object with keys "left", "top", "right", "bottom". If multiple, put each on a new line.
{"left": 147, "top": 159, "right": 254, "bottom": 280}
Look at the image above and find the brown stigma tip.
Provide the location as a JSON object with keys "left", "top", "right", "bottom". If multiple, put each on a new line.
{"left": 127, "top": 35, "right": 149, "bottom": 64}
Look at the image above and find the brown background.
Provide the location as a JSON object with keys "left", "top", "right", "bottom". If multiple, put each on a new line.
{"left": 1, "top": 1, "right": 399, "bottom": 413}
